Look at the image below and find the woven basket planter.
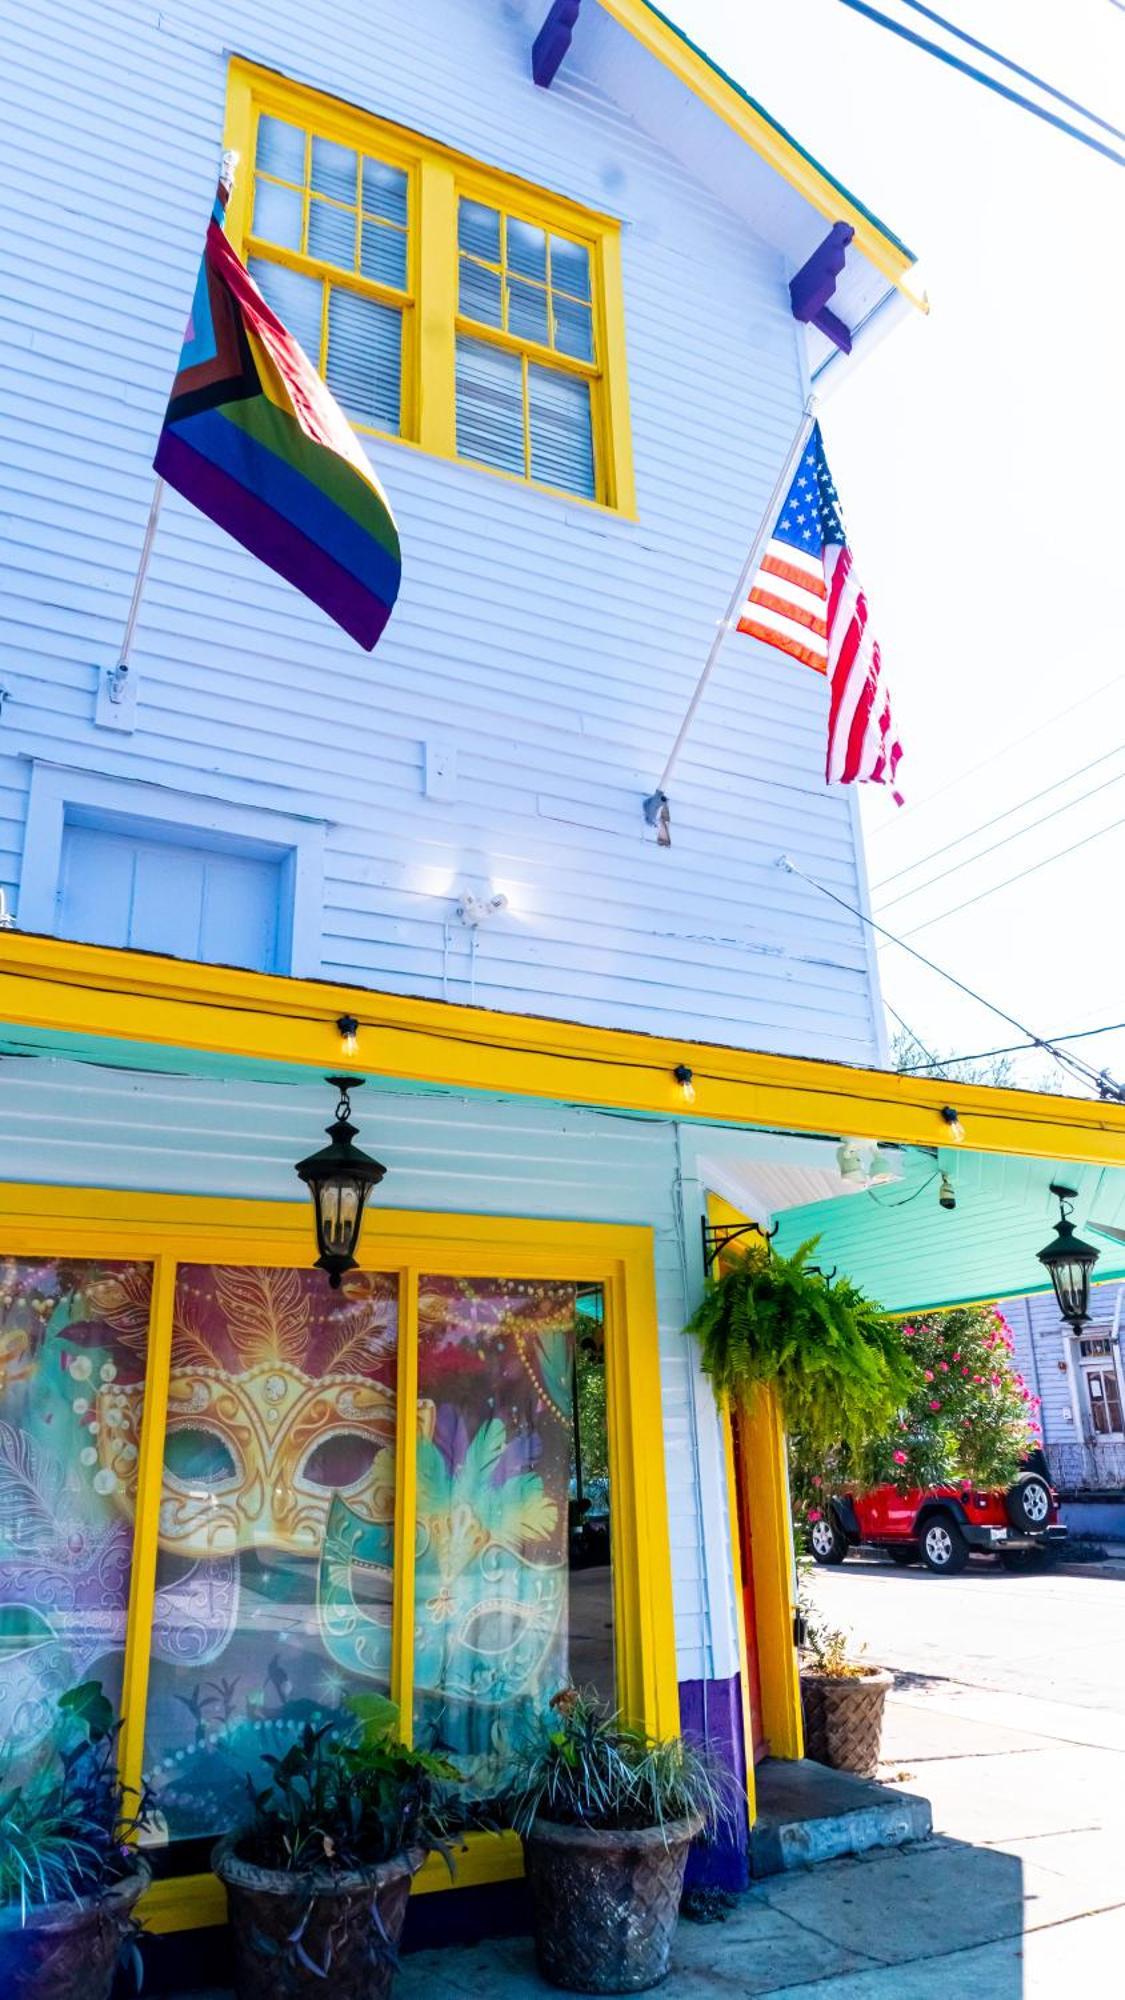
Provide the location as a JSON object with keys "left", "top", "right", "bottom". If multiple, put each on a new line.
{"left": 523, "top": 1813, "right": 702, "bottom": 1993}
{"left": 0, "top": 1856, "right": 150, "bottom": 2000}
{"left": 800, "top": 1667, "right": 893, "bottom": 1778}
{"left": 213, "top": 1837, "right": 422, "bottom": 2000}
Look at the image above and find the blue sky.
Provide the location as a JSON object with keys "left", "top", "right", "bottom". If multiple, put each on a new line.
{"left": 672, "top": 0, "right": 1125, "bottom": 1093}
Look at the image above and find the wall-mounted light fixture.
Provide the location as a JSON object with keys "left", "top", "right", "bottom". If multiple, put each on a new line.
{"left": 1037, "top": 1183, "right": 1100, "bottom": 1331}
{"left": 336, "top": 1014, "right": 360, "bottom": 1059}
{"left": 673, "top": 1064, "right": 696, "bottom": 1105}
{"left": 295, "top": 1076, "right": 386, "bottom": 1289}
{"left": 940, "top": 1106, "right": 965, "bottom": 1142}
{"left": 456, "top": 891, "right": 508, "bottom": 927}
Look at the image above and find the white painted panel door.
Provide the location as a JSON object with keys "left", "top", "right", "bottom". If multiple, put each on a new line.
{"left": 57, "top": 824, "right": 282, "bottom": 973}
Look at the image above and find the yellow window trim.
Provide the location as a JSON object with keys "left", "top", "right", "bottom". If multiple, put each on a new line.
{"left": 224, "top": 57, "right": 637, "bottom": 517}
{"left": 2, "top": 933, "right": 1124, "bottom": 1168}
{"left": 0, "top": 1186, "right": 677, "bottom": 1932}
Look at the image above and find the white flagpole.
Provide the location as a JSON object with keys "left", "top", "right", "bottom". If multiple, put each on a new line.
{"left": 643, "top": 396, "right": 819, "bottom": 843}
{"left": 117, "top": 476, "right": 165, "bottom": 672}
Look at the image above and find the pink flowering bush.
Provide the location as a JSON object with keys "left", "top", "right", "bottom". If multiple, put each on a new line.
{"left": 863, "top": 1305, "right": 1037, "bottom": 1492}
{"left": 791, "top": 1304, "right": 1039, "bottom": 1528}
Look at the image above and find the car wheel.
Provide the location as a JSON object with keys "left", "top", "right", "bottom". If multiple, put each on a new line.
{"left": 1005, "top": 1474, "right": 1052, "bottom": 1532}
{"left": 809, "top": 1516, "right": 849, "bottom": 1565}
{"left": 999, "top": 1546, "right": 1047, "bottom": 1572}
{"left": 887, "top": 1547, "right": 916, "bottom": 1567}
{"left": 919, "top": 1516, "right": 970, "bottom": 1574}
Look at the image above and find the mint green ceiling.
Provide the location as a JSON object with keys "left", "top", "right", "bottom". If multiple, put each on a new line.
{"left": 772, "top": 1150, "right": 1125, "bottom": 1312}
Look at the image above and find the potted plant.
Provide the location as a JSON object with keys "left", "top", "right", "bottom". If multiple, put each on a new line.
{"left": 797, "top": 1574, "right": 892, "bottom": 1779}
{"left": 0, "top": 1680, "right": 151, "bottom": 2000}
{"left": 213, "top": 1694, "right": 458, "bottom": 2000}
{"left": 505, "top": 1688, "right": 727, "bottom": 1995}
{"left": 684, "top": 1241, "right": 908, "bottom": 1459}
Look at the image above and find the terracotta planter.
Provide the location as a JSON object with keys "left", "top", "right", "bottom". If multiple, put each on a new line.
{"left": 213, "top": 1837, "right": 423, "bottom": 2000}
{"left": 0, "top": 1855, "right": 150, "bottom": 2000}
{"left": 523, "top": 1813, "right": 702, "bottom": 1994}
{"left": 800, "top": 1666, "right": 893, "bottom": 1777}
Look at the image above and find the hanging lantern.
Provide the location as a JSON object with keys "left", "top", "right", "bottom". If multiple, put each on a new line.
{"left": 1037, "top": 1182, "right": 1100, "bottom": 1330}
{"left": 295, "top": 1075, "right": 386, "bottom": 1288}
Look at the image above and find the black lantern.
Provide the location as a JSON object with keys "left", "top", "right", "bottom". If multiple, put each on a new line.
{"left": 1037, "top": 1182, "right": 1100, "bottom": 1330}
{"left": 295, "top": 1075, "right": 386, "bottom": 1288}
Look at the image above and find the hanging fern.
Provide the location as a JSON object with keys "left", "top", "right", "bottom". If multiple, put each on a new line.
{"left": 685, "top": 1240, "right": 910, "bottom": 1456}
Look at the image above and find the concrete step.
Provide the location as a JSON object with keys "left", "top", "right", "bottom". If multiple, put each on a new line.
{"left": 748, "top": 1757, "right": 932, "bottom": 1877}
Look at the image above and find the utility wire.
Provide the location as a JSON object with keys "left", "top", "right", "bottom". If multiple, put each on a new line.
{"left": 896, "top": 0, "right": 1125, "bottom": 143}
{"left": 836, "top": 0, "right": 1125, "bottom": 167}
{"left": 879, "top": 765, "right": 1125, "bottom": 913}
{"left": 869, "top": 673, "right": 1123, "bottom": 838}
{"left": 897, "top": 1020, "right": 1125, "bottom": 1073}
{"left": 883, "top": 1000, "right": 951, "bottom": 1076}
{"left": 900, "top": 813, "right": 1125, "bottom": 938}
{"left": 872, "top": 747, "right": 1124, "bottom": 892}
{"left": 777, "top": 852, "right": 1124, "bottom": 1099}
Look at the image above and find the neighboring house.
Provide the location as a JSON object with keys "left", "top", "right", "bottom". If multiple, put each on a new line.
{"left": 1006, "top": 1279, "right": 1125, "bottom": 1539}
{"left": 1, "top": 0, "right": 1122, "bottom": 1962}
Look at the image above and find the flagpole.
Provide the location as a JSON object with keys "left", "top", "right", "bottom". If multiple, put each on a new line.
{"left": 642, "top": 396, "right": 819, "bottom": 843}
{"left": 111, "top": 475, "right": 166, "bottom": 686}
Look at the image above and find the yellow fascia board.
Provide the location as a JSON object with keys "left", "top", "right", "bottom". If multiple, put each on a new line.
{"left": 596, "top": 0, "right": 922, "bottom": 302}
{"left": 2, "top": 933, "right": 1124, "bottom": 1166}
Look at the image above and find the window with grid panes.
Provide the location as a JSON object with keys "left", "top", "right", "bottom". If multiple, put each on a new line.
{"left": 249, "top": 112, "right": 411, "bottom": 438}
{"left": 229, "top": 62, "right": 633, "bottom": 512}
{"left": 456, "top": 201, "right": 597, "bottom": 498}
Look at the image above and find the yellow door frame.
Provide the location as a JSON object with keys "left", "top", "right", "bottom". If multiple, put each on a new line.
{"left": 706, "top": 1194, "right": 804, "bottom": 1807}
{"left": 0, "top": 1184, "right": 678, "bottom": 1933}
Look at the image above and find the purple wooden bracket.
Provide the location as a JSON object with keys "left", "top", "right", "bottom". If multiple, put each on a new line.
{"left": 789, "top": 221, "right": 854, "bottom": 353}
{"left": 532, "top": 0, "right": 582, "bottom": 87}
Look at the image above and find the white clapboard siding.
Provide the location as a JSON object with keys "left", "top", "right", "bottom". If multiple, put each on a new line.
{"left": 0, "top": 0, "right": 883, "bottom": 1061}
{"left": 1004, "top": 1281, "right": 1125, "bottom": 1449}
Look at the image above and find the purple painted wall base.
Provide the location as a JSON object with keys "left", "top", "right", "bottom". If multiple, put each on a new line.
{"left": 679, "top": 1674, "right": 751, "bottom": 1891}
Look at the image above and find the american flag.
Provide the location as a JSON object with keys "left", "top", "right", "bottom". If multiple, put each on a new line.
{"left": 738, "top": 423, "right": 903, "bottom": 802}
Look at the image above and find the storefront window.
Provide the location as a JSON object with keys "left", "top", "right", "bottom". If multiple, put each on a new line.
{"left": 0, "top": 1257, "right": 152, "bottom": 1775}
{"left": 412, "top": 1276, "right": 611, "bottom": 1794}
{"left": 141, "top": 1264, "right": 398, "bottom": 1851}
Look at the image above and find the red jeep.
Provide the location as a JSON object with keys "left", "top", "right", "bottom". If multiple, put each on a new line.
{"left": 810, "top": 1454, "right": 1067, "bottom": 1575}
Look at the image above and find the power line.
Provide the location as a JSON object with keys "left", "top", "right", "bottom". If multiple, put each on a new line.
{"left": 777, "top": 851, "right": 1124, "bottom": 1099}
{"left": 868, "top": 673, "right": 1123, "bottom": 838}
{"left": 836, "top": 0, "right": 1125, "bottom": 167}
{"left": 879, "top": 764, "right": 1125, "bottom": 913}
{"left": 896, "top": 0, "right": 1125, "bottom": 143}
{"left": 900, "top": 813, "right": 1125, "bottom": 937}
{"left": 872, "top": 747, "right": 1124, "bottom": 892}
{"left": 897, "top": 1020, "right": 1125, "bottom": 1073}
{"left": 883, "top": 1000, "right": 951, "bottom": 1076}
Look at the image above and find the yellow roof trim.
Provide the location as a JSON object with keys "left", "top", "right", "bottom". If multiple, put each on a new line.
{"left": 1, "top": 933, "right": 1123, "bottom": 1167}
{"left": 597, "top": 0, "right": 923, "bottom": 301}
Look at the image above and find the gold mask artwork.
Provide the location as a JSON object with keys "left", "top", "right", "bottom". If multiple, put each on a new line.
{"left": 88, "top": 1263, "right": 400, "bottom": 1559}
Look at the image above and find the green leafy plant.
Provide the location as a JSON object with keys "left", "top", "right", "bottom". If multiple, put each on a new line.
{"left": 0, "top": 1680, "right": 149, "bottom": 1944}
{"left": 686, "top": 1242, "right": 909, "bottom": 1456}
{"left": 237, "top": 1695, "right": 460, "bottom": 1878}
{"left": 503, "top": 1689, "right": 731, "bottom": 1839}
{"left": 796, "top": 1561, "right": 867, "bottom": 1680}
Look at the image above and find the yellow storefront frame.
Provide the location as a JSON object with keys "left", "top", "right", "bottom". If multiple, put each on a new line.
{"left": 0, "top": 1184, "right": 678, "bottom": 1934}
{"left": 2, "top": 933, "right": 1123, "bottom": 1166}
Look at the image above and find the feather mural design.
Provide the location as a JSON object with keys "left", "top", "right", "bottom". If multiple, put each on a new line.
{"left": 0, "top": 1421, "right": 67, "bottom": 1553}
{"left": 213, "top": 1265, "right": 311, "bottom": 1367}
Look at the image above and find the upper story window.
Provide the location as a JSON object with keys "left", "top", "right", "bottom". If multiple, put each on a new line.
{"left": 227, "top": 60, "right": 635, "bottom": 513}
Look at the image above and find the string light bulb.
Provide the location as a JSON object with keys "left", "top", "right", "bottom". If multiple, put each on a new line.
{"left": 673, "top": 1063, "right": 696, "bottom": 1105}
{"left": 940, "top": 1105, "right": 965, "bottom": 1142}
{"left": 336, "top": 1014, "right": 360, "bottom": 1059}
{"left": 938, "top": 1172, "right": 957, "bottom": 1211}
